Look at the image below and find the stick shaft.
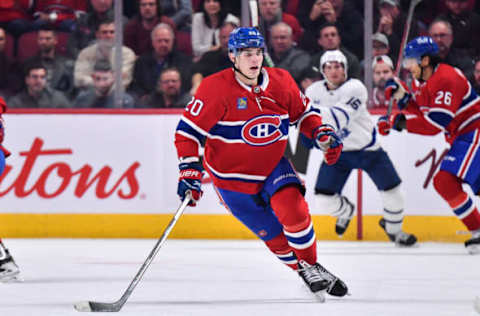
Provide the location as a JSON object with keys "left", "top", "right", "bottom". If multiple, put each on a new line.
{"left": 386, "top": 0, "right": 422, "bottom": 117}
{"left": 79, "top": 194, "right": 192, "bottom": 312}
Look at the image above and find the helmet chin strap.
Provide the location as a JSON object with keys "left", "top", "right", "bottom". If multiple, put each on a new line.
{"left": 232, "top": 52, "right": 263, "bottom": 83}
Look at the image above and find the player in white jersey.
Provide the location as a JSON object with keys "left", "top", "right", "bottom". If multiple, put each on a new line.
{"left": 305, "top": 50, "right": 417, "bottom": 246}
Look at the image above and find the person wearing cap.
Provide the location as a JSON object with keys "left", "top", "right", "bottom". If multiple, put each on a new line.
{"left": 371, "top": 55, "right": 394, "bottom": 109}
{"left": 375, "top": 0, "right": 419, "bottom": 62}
{"left": 372, "top": 32, "right": 390, "bottom": 57}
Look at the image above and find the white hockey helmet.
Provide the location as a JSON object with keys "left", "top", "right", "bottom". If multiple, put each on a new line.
{"left": 320, "top": 49, "right": 348, "bottom": 80}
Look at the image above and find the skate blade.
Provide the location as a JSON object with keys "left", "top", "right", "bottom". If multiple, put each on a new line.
{"left": 313, "top": 289, "right": 327, "bottom": 303}
{"left": 467, "top": 244, "right": 480, "bottom": 255}
{"left": 0, "top": 273, "right": 22, "bottom": 283}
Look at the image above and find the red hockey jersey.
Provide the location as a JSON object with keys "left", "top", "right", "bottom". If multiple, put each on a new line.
{"left": 405, "top": 63, "right": 480, "bottom": 144}
{"left": 174, "top": 67, "right": 323, "bottom": 194}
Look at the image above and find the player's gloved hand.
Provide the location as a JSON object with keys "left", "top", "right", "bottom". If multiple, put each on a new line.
{"left": 385, "top": 78, "right": 411, "bottom": 110}
{"left": 177, "top": 160, "right": 203, "bottom": 206}
{"left": 313, "top": 124, "right": 343, "bottom": 165}
{"left": 377, "top": 113, "right": 407, "bottom": 136}
{"left": 377, "top": 115, "right": 392, "bottom": 135}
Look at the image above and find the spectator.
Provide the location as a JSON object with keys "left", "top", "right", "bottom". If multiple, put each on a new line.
{"left": 360, "top": 32, "right": 393, "bottom": 76}
{"left": 24, "top": 27, "right": 75, "bottom": 98}
{"left": 270, "top": 22, "right": 311, "bottom": 83}
{"left": 124, "top": 0, "right": 176, "bottom": 56}
{"left": 74, "top": 19, "right": 136, "bottom": 91}
{"left": 130, "top": 23, "right": 192, "bottom": 99}
{"left": 67, "top": 0, "right": 127, "bottom": 58}
{"left": 0, "top": 0, "right": 33, "bottom": 38}
{"left": 309, "top": 23, "right": 360, "bottom": 79}
{"left": 139, "top": 67, "right": 190, "bottom": 108}
{"left": 9, "top": 63, "right": 70, "bottom": 108}
{"left": 32, "top": 0, "right": 87, "bottom": 32}
{"left": 0, "top": 27, "right": 22, "bottom": 98}
{"left": 372, "top": 32, "right": 391, "bottom": 59}
{"left": 159, "top": 0, "right": 192, "bottom": 31}
{"left": 438, "top": 0, "right": 480, "bottom": 57}
{"left": 473, "top": 58, "right": 480, "bottom": 93}
{"left": 190, "top": 22, "right": 235, "bottom": 95}
{"left": 370, "top": 55, "right": 394, "bottom": 109}
{"left": 298, "top": 0, "right": 364, "bottom": 58}
{"left": 374, "top": 0, "right": 419, "bottom": 63}
{"left": 191, "top": 0, "right": 239, "bottom": 59}
{"left": 73, "top": 60, "right": 134, "bottom": 108}
{"left": 258, "top": 0, "right": 303, "bottom": 46}
{"left": 428, "top": 18, "right": 475, "bottom": 79}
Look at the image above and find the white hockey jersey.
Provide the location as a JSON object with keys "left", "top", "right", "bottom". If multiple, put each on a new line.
{"left": 305, "top": 78, "right": 380, "bottom": 151}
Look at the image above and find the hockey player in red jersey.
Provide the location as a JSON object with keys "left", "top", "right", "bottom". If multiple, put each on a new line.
{"left": 378, "top": 36, "right": 480, "bottom": 254}
{"left": 0, "top": 96, "right": 20, "bottom": 282}
{"left": 174, "top": 27, "right": 348, "bottom": 300}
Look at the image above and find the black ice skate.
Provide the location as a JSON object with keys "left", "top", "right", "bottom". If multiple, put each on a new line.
{"left": 314, "top": 261, "right": 349, "bottom": 297}
{"left": 335, "top": 196, "right": 355, "bottom": 236}
{"left": 0, "top": 249, "right": 20, "bottom": 282}
{"left": 379, "top": 218, "right": 417, "bottom": 247}
{"left": 465, "top": 231, "right": 480, "bottom": 254}
{"left": 297, "top": 260, "right": 349, "bottom": 301}
{"left": 298, "top": 260, "right": 329, "bottom": 300}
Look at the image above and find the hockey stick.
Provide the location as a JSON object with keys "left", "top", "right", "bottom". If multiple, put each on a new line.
{"left": 74, "top": 192, "right": 193, "bottom": 312}
{"left": 386, "top": 0, "right": 422, "bottom": 117}
{"left": 249, "top": 0, "right": 275, "bottom": 67}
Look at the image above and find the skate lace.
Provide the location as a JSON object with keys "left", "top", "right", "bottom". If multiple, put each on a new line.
{"left": 298, "top": 261, "right": 324, "bottom": 283}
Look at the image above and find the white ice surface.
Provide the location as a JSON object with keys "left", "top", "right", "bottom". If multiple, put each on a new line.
{"left": 0, "top": 239, "right": 479, "bottom": 316}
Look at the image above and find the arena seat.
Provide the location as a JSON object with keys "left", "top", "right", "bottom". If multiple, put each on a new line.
{"left": 175, "top": 30, "right": 192, "bottom": 57}
{"left": 4, "top": 32, "right": 15, "bottom": 59}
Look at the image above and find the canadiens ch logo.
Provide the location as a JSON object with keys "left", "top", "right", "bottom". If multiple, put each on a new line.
{"left": 241, "top": 115, "right": 284, "bottom": 146}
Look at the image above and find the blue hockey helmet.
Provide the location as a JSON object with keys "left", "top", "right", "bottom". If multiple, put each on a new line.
{"left": 404, "top": 36, "right": 439, "bottom": 62}
{"left": 228, "top": 27, "right": 265, "bottom": 54}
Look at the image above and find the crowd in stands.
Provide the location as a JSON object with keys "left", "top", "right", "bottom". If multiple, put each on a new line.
{"left": 1, "top": 0, "right": 480, "bottom": 109}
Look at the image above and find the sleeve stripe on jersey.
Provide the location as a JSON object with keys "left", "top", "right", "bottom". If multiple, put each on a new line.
{"left": 176, "top": 118, "right": 207, "bottom": 144}
{"left": 425, "top": 109, "right": 453, "bottom": 130}
{"left": 459, "top": 113, "right": 480, "bottom": 131}
{"left": 457, "top": 85, "right": 480, "bottom": 115}
{"left": 180, "top": 116, "right": 209, "bottom": 135}
{"left": 295, "top": 106, "right": 321, "bottom": 127}
{"left": 204, "top": 158, "right": 267, "bottom": 181}
{"left": 332, "top": 106, "right": 350, "bottom": 125}
{"left": 329, "top": 108, "right": 340, "bottom": 130}
{"left": 175, "top": 130, "right": 203, "bottom": 147}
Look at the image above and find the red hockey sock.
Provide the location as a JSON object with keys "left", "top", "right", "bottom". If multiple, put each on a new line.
{"left": 434, "top": 171, "right": 480, "bottom": 231}
{"left": 270, "top": 186, "right": 317, "bottom": 265}
{"left": 265, "top": 233, "right": 297, "bottom": 270}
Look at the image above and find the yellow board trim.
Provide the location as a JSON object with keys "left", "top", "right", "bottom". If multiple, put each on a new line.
{"left": 0, "top": 214, "right": 470, "bottom": 242}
